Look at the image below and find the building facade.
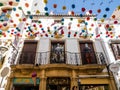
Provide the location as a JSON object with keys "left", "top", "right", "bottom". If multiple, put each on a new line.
{"left": 0, "top": 1, "right": 119, "bottom": 90}
{"left": 5, "top": 37, "right": 117, "bottom": 90}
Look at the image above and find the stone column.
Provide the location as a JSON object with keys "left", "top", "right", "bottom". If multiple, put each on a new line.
{"left": 40, "top": 69, "right": 46, "bottom": 90}
{"left": 5, "top": 77, "right": 13, "bottom": 90}
{"left": 71, "top": 70, "right": 77, "bottom": 90}
{"left": 109, "top": 74, "right": 118, "bottom": 90}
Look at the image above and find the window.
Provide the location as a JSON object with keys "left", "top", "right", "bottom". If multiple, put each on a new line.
{"left": 80, "top": 42, "right": 97, "bottom": 65}
{"left": 0, "top": 9, "right": 12, "bottom": 21}
{"left": 19, "top": 41, "right": 37, "bottom": 64}
{"left": 111, "top": 43, "right": 120, "bottom": 60}
{"left": 50, "top": 41, "right": 65, "bottom": 64}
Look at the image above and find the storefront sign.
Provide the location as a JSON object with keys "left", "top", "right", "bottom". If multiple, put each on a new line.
{"left": 13, "top": 78, "right": 40, "bottom": 85}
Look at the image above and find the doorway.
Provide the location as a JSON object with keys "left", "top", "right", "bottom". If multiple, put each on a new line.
{"left": 13, "top": 85, "right": 39, "bottom": 90}
{"left": 46, "top": 77, "right": 70, "bottom": 90}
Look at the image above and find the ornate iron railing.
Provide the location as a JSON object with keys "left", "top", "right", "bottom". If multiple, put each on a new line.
{"left": 11, "top": 51, "right": 106, "bottom": 65}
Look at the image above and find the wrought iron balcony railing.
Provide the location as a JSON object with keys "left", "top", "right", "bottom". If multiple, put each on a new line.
{"left": 11, "top": 51, "right": 106, "bottom": 65}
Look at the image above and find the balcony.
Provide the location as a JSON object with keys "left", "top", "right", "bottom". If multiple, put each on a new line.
{"left": 12, "top": 51, "right": 106, "bottom": 66}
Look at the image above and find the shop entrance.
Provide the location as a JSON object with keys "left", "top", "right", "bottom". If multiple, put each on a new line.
{"left": 46, "top": 77, "right": 70, "bottom": 90}
{"left": 13, "top": 85, "right": 39, "bottom": 90}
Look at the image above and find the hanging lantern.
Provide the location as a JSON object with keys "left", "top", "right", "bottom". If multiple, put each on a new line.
{"left": 31, "top": 72, "right": 37, "bottom": 86}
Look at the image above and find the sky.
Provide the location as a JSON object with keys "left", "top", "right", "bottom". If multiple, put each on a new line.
{"left": 45, "top": 0, "right": 120, "bottom": 19}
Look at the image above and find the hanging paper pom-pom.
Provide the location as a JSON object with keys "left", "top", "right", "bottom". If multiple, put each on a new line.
{"left": 84, "top": 22, "right": 88, "bottom": 25}
{"left": 97, "top": 9, "right": 101, "bottom": 13}
{"left": 117, "top": 5, "right": 120, "bottom": 10}
{"left": 89, "top": 10, "right": 92, "bottom": 14}
{"left": 105, "top": 7, "right": 110, "bottom": 11}
{"left": 27, "top": 11, "right": 31, "bottom": 14}
{"left": 77, "top": 24, "right": 80, "bottom": 27}
{"left": 103, "top": 14, "right": 107, "bottom": 18}
{"left": 94, "top": 18, "right": 97, "bottom": 21}
{"left": 39, "top": 24, "right": 42, "bottom": 28}
{"left": 86, "top": 17, "right": 90, "bottom": 21}
{"left": 100, "top": 19, "right": 104, "bottom": 22}
{"left": 0, "top": 3, "right": 3, "bottom": 6}
{"left": 38, "top": 20, "right": 41, "bottom": 23}
{"left": 16, "top": 13, "right": 19, "bottom": 17}
{"left": 23, "top": 18, "right": 26, "bottom": 21}
{"left": 53, "top": 4, "right": 57, "bottom": 8}
{"left": 78, "top": 19, "right": 84, "bottom": 23}
{"left": 61, "top": 18, "right": 64, "bottom": 21}
{"left": 44, "top": 7, "right": 48, "bottom": 11}
{"left": 18, "top": 7, "right": 22, "bottom": 10}
{"left": 44, "top": 0, "right": 48, "bottom": 4}
{"left": 9, "top": 1, "right": 13, "bottom": 6}
{"left": 71, "top": 11, "right": 74, "bottom": 16}
{"left": 112, "top": 15, "right": 115, "bottom": 19}
{"left": 79, "top": 14, "right": 83, "bottom": 17}
{"left": 45, "top": 12, "right": 49, "bottom": 16}
{"left": 13, "top": 8, "right": 16, "bottom": 11}
{"left": 81, "top": 7, "right": 86, "bottom": 12}
{"left": 114, "top": 20, "right": 118, "bottom": 24}
{"left": 29, "top": 15, "right": 33, "bottom": 19}
{"left": 71, "top": 4, "right": 75, "bottom": 9}
{"left": 62, "top": 6, "right": 66, "bottom": 10}
{"left": 105, "top": 24, "right": 109, "bottom": 28}
{"left": 70, "top": 18, "right": 73, "bottom": 21}
{"left": 91, "top": 24, "right": 94, "bottom": 27}
{"left": 36, "top": 10, "right": 40, "bottom": 14}
{"left": 25, "top": 3, "right": 29, "bottom": 8}
{"left": 16, "top": 0, "right": 20, "bottom": 2}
